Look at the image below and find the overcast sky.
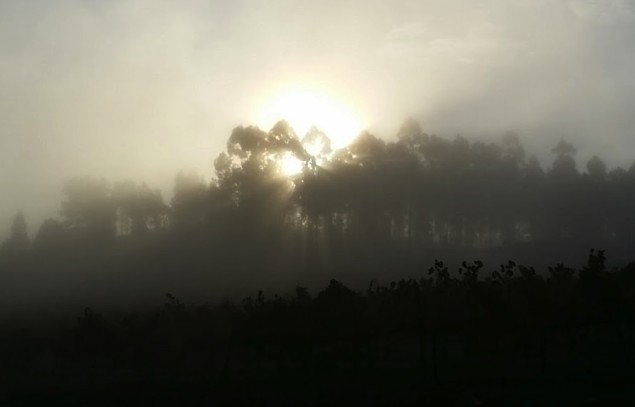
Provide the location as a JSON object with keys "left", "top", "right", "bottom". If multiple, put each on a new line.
{"left": 1, "top": 0, "right": 635, "bottom": 238}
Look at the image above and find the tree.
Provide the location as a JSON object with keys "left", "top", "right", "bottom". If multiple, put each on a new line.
{"left": 60, "top": 177, "right": 116, "bottom": 242}
{"left": 586, "top": 155, "right": 607, "bottom": 180}
{"left": 1, "top": 211, "right": 29, "bottom": 256}
{"left": 171, "top": 171, "right": 210, "bottom": 230}
{"left": 33, "top": 218, "right": 65, "bottom": 253}
{"left": 213, "top": 122, "right": 311, "bottom": 230}
{"left": 550, "top": 139, "right": 578, "bottom": 177}
{"left": 501, "top": 131, "right": 526, "bottom": 170}
{"left": 113, "top": 181, "right": 168, "bottom": 236}
{"left": 302, "top": 126, "right": 332, "bottom": 158}
{"left": 396, "top": 117, "right": 426, "bottom": 146}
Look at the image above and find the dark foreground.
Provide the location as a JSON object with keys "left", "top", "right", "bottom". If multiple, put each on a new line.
{"left": 6, "top": 374, "right": 635, "bottom": 406}
{"left": 2, "top": 251, "right": 635, "bottom": 405}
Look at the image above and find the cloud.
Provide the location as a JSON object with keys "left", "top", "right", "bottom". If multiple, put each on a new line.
{"left": 1, "top": 0, "right": 635, "bottom": 236}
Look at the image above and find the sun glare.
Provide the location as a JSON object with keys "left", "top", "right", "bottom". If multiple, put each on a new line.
{"left": 256, "top": 87, "right": 361, "bottom": 151}
{"left": 279, "top": 153, "right": 304, "bottom": 177}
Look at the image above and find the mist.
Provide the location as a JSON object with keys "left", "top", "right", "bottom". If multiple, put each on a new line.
{"left": 4, "top": 1, "right": 635, "bottom": 403}
{"left": 2, "top": 0, "right": 635, "bottom": 237}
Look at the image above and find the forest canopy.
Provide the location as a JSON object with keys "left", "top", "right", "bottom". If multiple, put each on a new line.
{"left": 1, "top": 119, "right": 634, "bottom": 308}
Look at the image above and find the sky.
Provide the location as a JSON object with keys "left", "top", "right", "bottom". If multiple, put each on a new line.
{"left": 1, "top": 0, "right": 635, "bottom": 238}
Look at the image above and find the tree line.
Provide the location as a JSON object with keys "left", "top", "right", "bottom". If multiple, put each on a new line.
{"left": 2, "top": 119, "right": 635, "bottom": 403}
{"left": 3, "top": 119, "right": 634, "bottom": 265}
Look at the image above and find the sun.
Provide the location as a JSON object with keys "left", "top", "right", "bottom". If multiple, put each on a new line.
{"left": 278, "top": 152, "right": 304, "bottom": 177}
{"left": 255, "top": 86, "right": 361, "bottom": 151}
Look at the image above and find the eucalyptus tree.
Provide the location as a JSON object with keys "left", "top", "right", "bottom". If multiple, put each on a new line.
{"left": 113, "top": 181, "right": 168, "bottom": 236}
{"left": 60, "top": 177, "right": 116, "bottom": 243}
{"left": 0, "top": 211, "right": 29, "bottom": 259}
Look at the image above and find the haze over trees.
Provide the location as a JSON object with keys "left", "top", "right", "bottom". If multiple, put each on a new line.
{"left": 1, "top": 118, "right": 635, "bottom": 308}
{"left": 3, "top": 119, "right": 635, "bottom": 404}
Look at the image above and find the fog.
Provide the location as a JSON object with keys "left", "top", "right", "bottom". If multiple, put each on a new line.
{"left": 4, "top": 4, "right": 635, "bottom": 401}
{"left": 2, "top": 0, "right": 635, "bottom": 237}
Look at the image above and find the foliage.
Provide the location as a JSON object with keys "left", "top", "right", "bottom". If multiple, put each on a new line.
{"left": 2, "top": 253, "right": 635, "bottom": 404}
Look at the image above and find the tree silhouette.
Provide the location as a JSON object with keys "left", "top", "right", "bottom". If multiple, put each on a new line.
{"left": 586, "top": 155, "right": 607, "bottom": 180}
{"left": 32, "top": 218, "right": 65, "bottom": 253}
{"left": 171, "top": 171, "right": 210, "bottom": 230}
{"left": 1, "top": 211, "right": 29, "bottom": 257}
{"left": 60, "top": 177, "right": 116, "bottom": 242}
{"left": 551, "top": 138, "right": 578, "bottom": 177}
{"left": 113, "top": 181, "right": 168, "bottom": 236}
